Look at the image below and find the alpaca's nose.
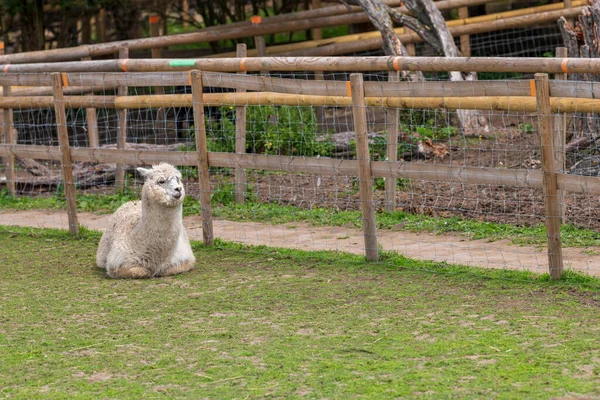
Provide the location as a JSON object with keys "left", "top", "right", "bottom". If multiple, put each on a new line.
{"left": 173, "top": 187, "right": 182, "bottom": 198}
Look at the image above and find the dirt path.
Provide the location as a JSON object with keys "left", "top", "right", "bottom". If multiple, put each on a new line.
{"left": 2, "top": 209, "right": 600, "bottom": 276}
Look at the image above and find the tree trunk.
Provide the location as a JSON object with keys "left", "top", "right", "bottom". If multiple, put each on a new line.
{"left": 19, "top": 0, "right": 45, "bottom": 52}
{"left": 403, "top": 0, "right": 489, "bottom": 134}
{"left": 350, "top": 0, "right": 489, "bottom": 134}
{"left": 558, "top": 3, "right": 600, "bottom": 147}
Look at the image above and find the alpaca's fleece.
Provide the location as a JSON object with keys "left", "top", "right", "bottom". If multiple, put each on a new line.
{"left": 96, "top": 163, "right": 196, "bottom": 278}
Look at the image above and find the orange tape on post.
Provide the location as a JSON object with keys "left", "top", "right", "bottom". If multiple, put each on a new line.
{"left": 392, "top": 57, "right": 401, "bottom": 71}
{"left": 149, "top": 15, "right": 160, "bottom": 24}
{"left": 561, "top": 58, "right": 569, "bottom": 74}
{"left": 0, "top": 42, "right": 4, "bottom": 50}
{"left": 251, "top": 15, "right": 262, "bottom": 25}
{"left": 3, "top": 65, "right": 9, "bottom": 73}
{"left": 188, "top": 70, "right": 192, "bottom": 85}
{"left": 529, "top": 79, "right": 536, "bottom": 97}
{"left": 61, "top": 73, "right": 69, "bottom": 87}
{"left": 346, "top": 81, "right": 352, "bottom": 97}
{"left": 121, "top": 59, "right": 129, "bottom": 72}
{"left": 240, "top": 58, "right": 247, "bottom": 72}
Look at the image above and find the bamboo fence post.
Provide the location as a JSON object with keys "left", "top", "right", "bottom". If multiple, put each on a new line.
{"left": 149, "top": 15, "right": 167, "bottom": 139}
{"left": 0, "top": 43, "right": 3, "bottom": 189}
{"left": 458, "top": 6, "right": 471, "bottom": 56}
{"left": 235, "top": 43, "right": 248, "bottom": 204}
{"left": 254, "top": 35, "right": 268, "bottom": 76}
{"left": 81, "top": 56, "right": 99, "bottom": 147}
{"left": 115, "top": 46, "right": 129, "bottom": 192}
{"left": 52, "top": 73, "right": 79, "bottom": 236}
{"left": 384, "top": 70, "right": 400, "bottom": 213}
{"left": 2, "top": 84, "right": 15, "bottom": 196}
{"left": 311, "top": 0, "right": 326, "bottom": 130}
{"left": 350, "top": 73, "right": 379, "bottom": 261}
{"left": 554, "top": 47, "right": 568, "bottom": 222}
{"left": 535, "top": 73, "right": 563, "bottom": 280}
{"left": 0, "top": 43, "right": 15, "bottom": 196}
{"left": 190, "top": 70, "right": 214, "bottom": 246}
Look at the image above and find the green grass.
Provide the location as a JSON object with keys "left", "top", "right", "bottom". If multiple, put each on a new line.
{"left": 3, "top": 188, "right": 600, "bottom": 248}
{"left": 1, "top": 225, "right": 600, "bottom": 398}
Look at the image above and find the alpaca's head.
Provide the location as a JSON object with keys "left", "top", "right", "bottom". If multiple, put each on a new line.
{"left": 137, "top": 163, "right": 185, "bottom": 208}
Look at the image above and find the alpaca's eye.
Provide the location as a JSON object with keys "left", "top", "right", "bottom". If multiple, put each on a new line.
{"left": 158, "top": 179, "right": 166, "bottom": 185}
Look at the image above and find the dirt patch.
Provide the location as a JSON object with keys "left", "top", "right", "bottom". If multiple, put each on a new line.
{"left": 2, "top": 209, "right": 600, "bottom": 276}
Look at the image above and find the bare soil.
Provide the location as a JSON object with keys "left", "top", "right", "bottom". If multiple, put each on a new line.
{"left": 2, "top": 209, "right": 600, "bottom": 276}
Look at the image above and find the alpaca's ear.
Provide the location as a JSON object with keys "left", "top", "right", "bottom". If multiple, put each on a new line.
{"left": 136, "top": 167, "right": 152, "bottom": 178}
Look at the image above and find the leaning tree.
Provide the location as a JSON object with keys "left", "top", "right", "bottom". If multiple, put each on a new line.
{"left": 343, "top": 0, "right": 489, "bottom": 134}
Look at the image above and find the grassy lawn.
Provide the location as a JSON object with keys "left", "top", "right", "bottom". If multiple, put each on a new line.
{"left": 2, "top": 226, "right": 600, "bottom": 398}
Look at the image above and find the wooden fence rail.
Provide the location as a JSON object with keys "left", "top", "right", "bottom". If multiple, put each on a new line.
{"left": 6, "top": 55, "right": 600, "bottom": 74}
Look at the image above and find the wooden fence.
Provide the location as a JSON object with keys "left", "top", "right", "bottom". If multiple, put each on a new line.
{"left": 0, "top": 0, "right": 561, "bottom": 64}
{"left": 2, "top": 62, "right": 600, "bottom": 279}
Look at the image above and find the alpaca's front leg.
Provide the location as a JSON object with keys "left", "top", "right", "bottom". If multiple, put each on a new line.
{"left": 157, "top": 260, "right": 195, "bottom": 277}
{"left": 107, "top": 264, "right": 152, "bottom": 279}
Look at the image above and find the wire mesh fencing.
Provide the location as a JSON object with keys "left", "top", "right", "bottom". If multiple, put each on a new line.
{"left": 1, "top": 66, "right": 600, "bottom": 278}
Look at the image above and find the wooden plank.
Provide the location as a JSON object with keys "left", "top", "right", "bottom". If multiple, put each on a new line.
{"left": 52, "top": 73, "right": 79, "bottom": 236}
{"left": 536, "top": 73, "right": 563, "bottom": 280}
{"left": 554, "top": 47, "right": 568, "bottom": 222}
{"left": 8, "top": 143, "right": 600, "bottom": 196}
{"left": 458, "top": 7, "right": 471, "bottom": 57}
{"left": 235, "top": 44, "right": 247, "bottom": 204}
{"left": 372, "top": 160, "right": 543, "bottom": 187}
{"left": 2, "top": 80, "right": 15, "bottom": 195}
{"left": 115, "top": 46, "right": 129, "bottom": 192}
{"left": 191, "top": 70, "right": 214, "bottom": 247}
{"left": 384, "top": 71, "right": 399, "bottom": 213}
{"left": 350, "top": 73, "right": 378, "bottom": 261}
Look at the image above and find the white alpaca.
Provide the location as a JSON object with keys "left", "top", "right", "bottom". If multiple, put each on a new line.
{"left": 96, "top": 163, "right": 196, "bottom": 279}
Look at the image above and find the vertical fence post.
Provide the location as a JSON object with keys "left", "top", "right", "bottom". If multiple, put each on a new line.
{"left": 190, "top": 70, "right": 214, "bottom": 247}
{"left": 52, "top": 73, "right": 79, "bottom": 236}
{"left": 182, "top": 0, "right": 190, "bottom": 29}
{"left": 81, "top": 56, "right": 99, "bottom": 148}
{"left": 554, "top": 47, "right": 568, "bottom": 222}
{"left": 458, "top": 7, "right": 471, "bottom": 56}
{"left": 311, "top": 0, "right": 326, "bottom": 130}
{"left": 149, "top": 15, "right": 167, "bottom": 140}
{"left": 235, "top": 43, "right": 248, "bottom": 204}
{"left": 535, "top": 73, "right": 563, "bottom": 279}
{"left": 115, "top": 46, "right": 129, "bottom": 192}
{"left": 384, "top": 70, "right": 400, "bottom": 213}
{"left": 311, "top": 0, "right": 322, "bottom": 41}
{"left": 254, "top": 36, "right": 268, "bottom": 76}
{"left": 1, "top": 42, "right": 15, "bottom": 196}
{"left": 350, "top": 73, "right": 379, "bottom": 261}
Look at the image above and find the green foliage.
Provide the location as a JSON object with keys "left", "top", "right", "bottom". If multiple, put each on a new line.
{"left": 206, "top": 105, "right": 334, "bottom": 157}
{"left": 212, "top": 179, "right": 257, "bottom": 206}
{"left": 518, "top": 122, "right": 535, "bottom": 134}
